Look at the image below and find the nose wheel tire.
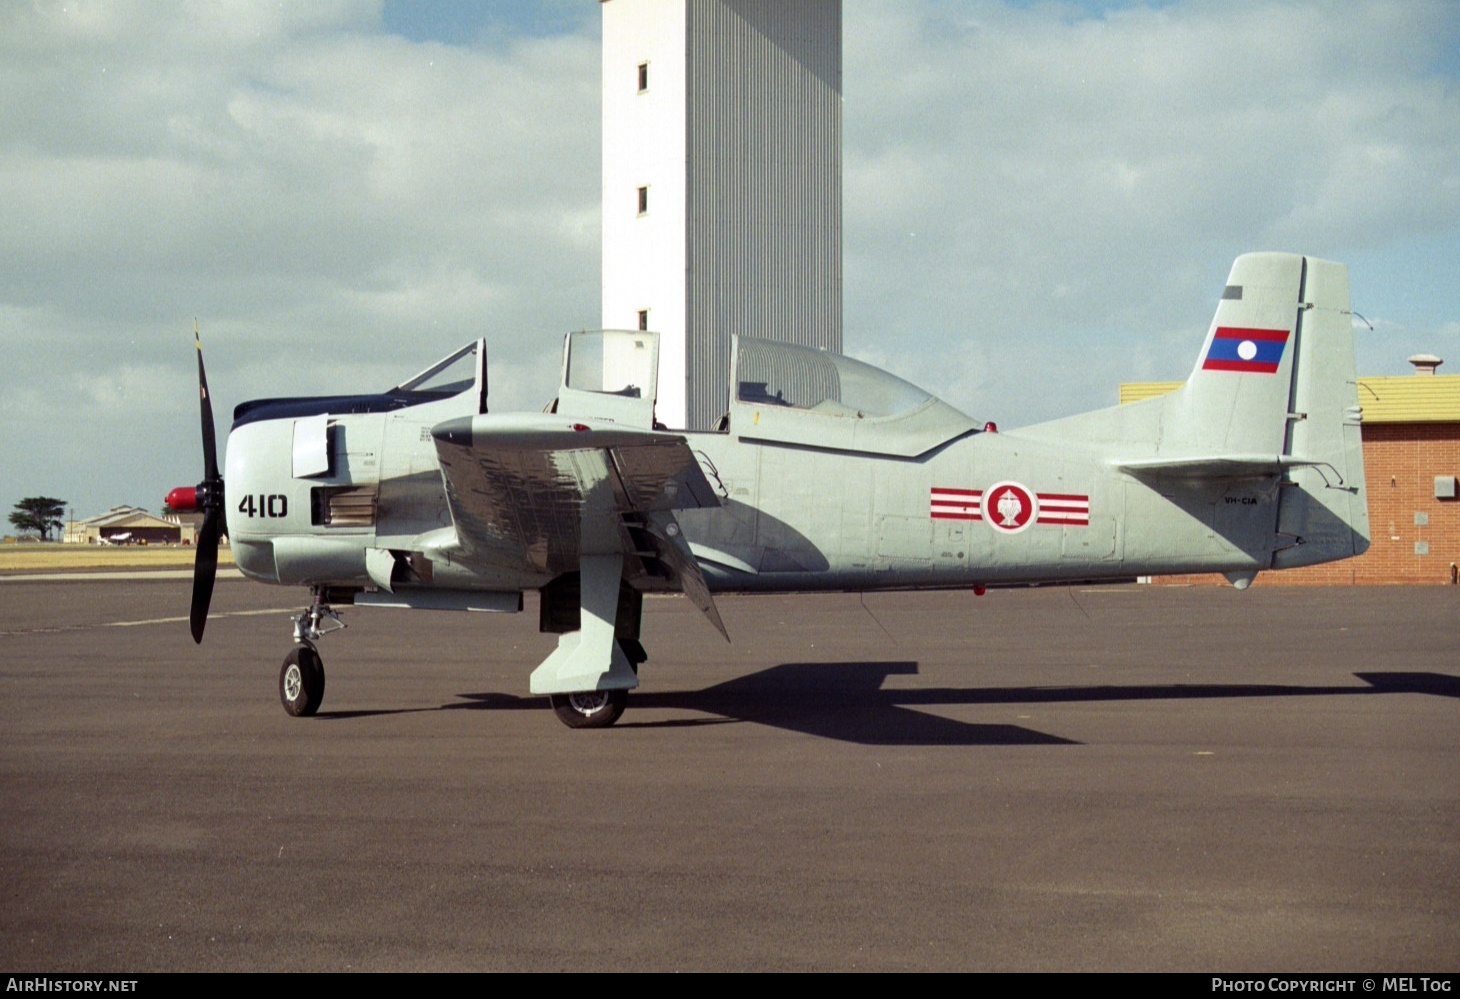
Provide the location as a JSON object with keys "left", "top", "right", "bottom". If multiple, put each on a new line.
{"left": 280, "top": 646, "right": 326, "bottom": 717}
{"left": 549, "top": 689, "right": 627, "bottom": 729}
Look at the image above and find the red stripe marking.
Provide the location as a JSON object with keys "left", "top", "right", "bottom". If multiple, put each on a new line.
{"left": 1202, "top": 359, "right": 1280, "bottom": 373}
{"left": 1212, "top": 326, "right": 1289, "bottom": 342}
{"left": 931, "top": 485, "right": 982, "bottom": 522}
{"left": 1039, "top": 488, "right": 1090, "bottom": 527}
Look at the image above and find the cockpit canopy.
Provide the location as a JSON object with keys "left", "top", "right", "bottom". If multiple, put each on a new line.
{"left": 556, "top": 330, "right": 661, "bottom": 429}
{"left": 391, "top": 340, "right": 483, "bottom": 397}
{"left": 232, "top": 340, "right": 487, "bottom": 429}
{"left": 735, "top": 337, "right": 934, "bottom": 419}
{"left": 729, "top": 337, "right": 977, "bottom": 457}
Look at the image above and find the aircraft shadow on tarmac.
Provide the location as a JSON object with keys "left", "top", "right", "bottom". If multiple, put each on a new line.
{"left": 318, "top": 662, "right": 1460, "bottom": 746}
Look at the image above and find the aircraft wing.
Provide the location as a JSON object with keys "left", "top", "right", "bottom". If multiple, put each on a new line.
{"left": 429, "top": 413, "right": 725, "bottom": 633}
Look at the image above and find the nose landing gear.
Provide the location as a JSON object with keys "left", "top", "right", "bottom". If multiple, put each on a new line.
{"left": 278, "top": 589, "right": 345, "bottom": 717}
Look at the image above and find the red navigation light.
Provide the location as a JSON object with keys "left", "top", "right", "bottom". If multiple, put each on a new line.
{"left": 983, "top": 422, "right": 998, "bottom": 433}
{"left": 973, "top": 584, "right": 986, "bottom": 596}
{"left": 571, "top": 423, "right": 591, "bottom": 432}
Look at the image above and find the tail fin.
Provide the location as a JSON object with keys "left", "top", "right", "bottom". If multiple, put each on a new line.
{"left": 1117, "top": 252, "right": 1369, "bottom": 566}
{"left": 1175, "top": 252, "right": 1313, "bottom": 456}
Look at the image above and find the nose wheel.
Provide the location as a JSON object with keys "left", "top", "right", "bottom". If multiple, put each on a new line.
{"left": 280, "top": 645, "right": 326, "bottom": 717}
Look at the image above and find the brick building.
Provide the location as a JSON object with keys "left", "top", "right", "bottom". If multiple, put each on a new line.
{"left": 1121, "top": 358, "right": 1460, "bottom": 585}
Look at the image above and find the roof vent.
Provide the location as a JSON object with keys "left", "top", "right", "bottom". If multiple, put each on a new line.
{"left": 1408, "top": 354, "right": 1442, "bottom": 376}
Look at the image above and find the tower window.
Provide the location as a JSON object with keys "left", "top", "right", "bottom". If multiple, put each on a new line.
{"left": 637, "top": 310, "right": 649, "bottom": 331}
{"left": 637, "top": 186, "right": 649, "bottom": 214}
{"left": 637, "top": 62, "right": 649, "bottom": 92}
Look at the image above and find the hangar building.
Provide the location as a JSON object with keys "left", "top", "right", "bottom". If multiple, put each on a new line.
{"left": 63, "top": 506, "right": 195, "bottom": 546}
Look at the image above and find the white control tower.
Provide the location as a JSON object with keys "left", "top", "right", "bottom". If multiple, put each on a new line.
{"left": 601, "top": 0, "right": 843, "bottom": 430}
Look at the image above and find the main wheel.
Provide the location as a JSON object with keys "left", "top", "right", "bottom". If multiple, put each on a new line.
{"left": 549, "top": 689, "right": 627, "bottom": 729}
{"left": 280, "top": 646, "right": 325, "bottom": 717}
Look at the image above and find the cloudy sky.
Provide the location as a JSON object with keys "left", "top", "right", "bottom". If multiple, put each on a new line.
{"left": 2, "top": 0, "right": 1457, "bottom": 523}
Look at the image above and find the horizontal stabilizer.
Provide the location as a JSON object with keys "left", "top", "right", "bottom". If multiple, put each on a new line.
{"left": 1113, "top": 454, "right": 1326, "bottom": 480}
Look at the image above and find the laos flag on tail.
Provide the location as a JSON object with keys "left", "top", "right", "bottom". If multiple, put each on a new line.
{"left": 1202, "top": 327, "right": 1290, "bottom": 374}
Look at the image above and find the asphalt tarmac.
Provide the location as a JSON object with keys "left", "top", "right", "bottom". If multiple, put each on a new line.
{"left": 1, "top": 577, "right": 1456, "bottom": 971}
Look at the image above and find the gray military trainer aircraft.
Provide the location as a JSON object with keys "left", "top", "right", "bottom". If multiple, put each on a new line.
{"left": 168, "top": 252, "right": 1368, "bottom": 728}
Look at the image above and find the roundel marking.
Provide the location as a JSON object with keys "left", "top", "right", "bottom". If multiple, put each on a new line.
{"left": 984, "top": 481, "right": 1038, "bottom": 534}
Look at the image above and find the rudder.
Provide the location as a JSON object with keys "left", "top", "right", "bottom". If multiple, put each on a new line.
{"left": 1272, "top": 256, "right": 1369, "bottom": 567}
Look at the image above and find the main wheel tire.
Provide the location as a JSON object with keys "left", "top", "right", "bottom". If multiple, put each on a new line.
{"left": 549, "top": 689, "right": 627, "bottom": 729}
{"left": 280, "top": 646, "right": 325, "bottom": 717}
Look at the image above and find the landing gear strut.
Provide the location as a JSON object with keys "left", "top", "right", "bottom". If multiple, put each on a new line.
{"left": 293, "top": 594, "right": 345, "bottom": 643}
{"left": 279, "top": 588, "right": 344, "bottom": 717}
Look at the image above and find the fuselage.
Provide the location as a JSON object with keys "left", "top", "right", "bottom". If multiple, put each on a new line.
{"left": 224, "top": 390, "right": 1274, "bottom": 596}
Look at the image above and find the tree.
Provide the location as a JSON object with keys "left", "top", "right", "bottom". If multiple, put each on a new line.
{"left": 9, "top": 497, "right": 67, "bottom": 541}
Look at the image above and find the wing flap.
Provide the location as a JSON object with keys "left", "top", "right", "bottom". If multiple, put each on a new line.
{"left": 639, "top": 513, "right": 728, "bottom": 640}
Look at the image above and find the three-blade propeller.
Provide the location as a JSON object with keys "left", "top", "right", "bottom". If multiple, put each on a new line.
{"left": 165, "top": 329, "right": 225, "bottom": 643}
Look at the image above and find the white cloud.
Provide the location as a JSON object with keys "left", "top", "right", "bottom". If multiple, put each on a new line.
{"left": 844, "top": 0, "right": 1460, "bottom": 421}
{"left": 0, "top": 1, "right": 601, "bottom": 517}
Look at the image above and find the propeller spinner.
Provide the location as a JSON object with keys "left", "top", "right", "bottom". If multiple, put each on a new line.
{"left": 166, "top": 329, "right": 225, "bottom": 643}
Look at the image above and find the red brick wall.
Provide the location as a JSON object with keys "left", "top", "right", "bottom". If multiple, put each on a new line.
{"left": 1157, "top": 422, "right": 1460, "bottom": 586}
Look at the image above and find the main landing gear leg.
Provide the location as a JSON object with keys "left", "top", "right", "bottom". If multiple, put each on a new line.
{"left": 278, "top": 589, "right": 345, "bottom": 718}
{"left": 531, "top": 555, "right": 639, "bottom": 729}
